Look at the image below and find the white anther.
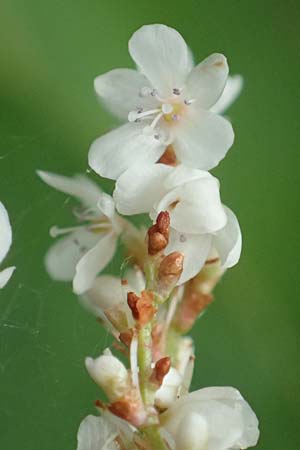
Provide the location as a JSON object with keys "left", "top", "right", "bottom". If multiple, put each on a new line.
{"left": 162, "top": 103, "right": 174, "bottom": 114}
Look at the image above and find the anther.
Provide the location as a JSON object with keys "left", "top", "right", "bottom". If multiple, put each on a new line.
{"left": 173, "top": 88, "right": 181, "bottom": 95}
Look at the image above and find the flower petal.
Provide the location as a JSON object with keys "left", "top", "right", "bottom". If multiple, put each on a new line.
{"left": 0, "top": 201, "right": 12, "bottom": 264}
{"left": 211, "top": 74, "right": 243, "bottom": 114}
{"left": 73, "top": 232, "right": 117, "bottom": 295}
{"left": 0, "top": 266, "right": 15, "bottom": 289}
{"left": 166, "top": 229, "right": 212, "bottom": 284}
{"left": 213, "top": 205, "right": 242, "bottom": 268}
{"left": 88, "top": 122, "right": 165, "bottom": 180}
{"left": 129, "top": 24, "right": 192, "bottom": 96}
{"left": 173, "top": 107, "right": 234, "bottom": 170}
{"left": 82, "top": 275, "right": 124, "bottom": 314}
{"left": 76, "top": 415, "right": 119, "bottom": 450}
{"left": 94, "top": 68, "right": 157, "bottom": 120}
{"left": 161, "top": 387, "right": 259, "bottom": 450}
{"left": 187, "top": 53, "right": 229, "bottom": 109}
{"left": 114, "top": 163, "right": 171, "bottom": 215}
{"left": 154, "top": 176, "right": 227, "bottom": 234}
{"left": 37, "top": 171, "right": 101, "bottom": 208}
{"left": 45, "top": 229, "right": 99, "bottom": 282}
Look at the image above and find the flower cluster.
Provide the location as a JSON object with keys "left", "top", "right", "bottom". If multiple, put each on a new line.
{"left": 39, "top": 24, "right": 259, "bottom": 450}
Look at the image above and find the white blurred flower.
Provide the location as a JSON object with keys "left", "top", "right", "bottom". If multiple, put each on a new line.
{"left": 89, "top": 24, "right": 242, "bottom": 180}
{"left": 76, "top": 414, "right": 119, "bottom": 450}
{"left": 114, "top": 164, "right": 241, "bottom": 283}
{"left": 0, "top": 201, "right": 15, "bottom": 288}
{"left": 160, "top": 387, "right": 259, "bottom": 450}
{"left": 37, "top": 171, "right": 123, "bottom": 294}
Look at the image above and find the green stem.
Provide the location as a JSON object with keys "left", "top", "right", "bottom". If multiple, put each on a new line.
{"left": 143, "top": 426, "right": 170, "bottom": 450}
{"left": 138, "top": 321, "right": 153, "bottom": 405}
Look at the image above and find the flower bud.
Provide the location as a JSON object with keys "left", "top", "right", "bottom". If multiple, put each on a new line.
{"left": 175, "top": 412, "right": 208, "bottom": 450}
{"left": 147, "top": 211, "right": 170, "bottom": 256}
{"left": 85, "top": 351, "right": 130, "bottom": 402}
{"left": 158, "top": 252, "right": 184, "bottom": 298}
{"left": 173, "top": 291, "right": 213, "bottom": 333}
{"left": 127, "top": 290, "right": 157, "bottom": 326}
{"left": 150, "top": 356, "right": 171, "bottom": 386}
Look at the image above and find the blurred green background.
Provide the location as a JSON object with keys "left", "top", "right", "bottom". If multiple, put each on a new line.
{"left": 0, "top": 0, "right": 299, "bottom": 449}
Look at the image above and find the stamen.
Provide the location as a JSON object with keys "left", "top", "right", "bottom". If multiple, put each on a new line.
{"left": 173, "top": 88, "right": 182, "bottom": 95}
{"left": 139, "top": 86, "right": 153, "bottom": 97}
{"left": 184, "top": 98, "right": 196, "bottom": 105}
{"left": 49, "top": 225, "right": 86, "bottom": 238}
{"left": 128, "top": 108, "right": 160, "bottom": 123}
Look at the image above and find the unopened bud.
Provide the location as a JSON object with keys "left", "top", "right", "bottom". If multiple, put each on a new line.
{"left": 175, "top": 412, "right": 208, "bottom": 450}
{"left": 158, "top": 252, "right": 184, "bottom": 297}
{"left": 85, "top": 351, "right": 129, "bottom": 402}
{"left": 150, "top": 356, "right": 171, "bottom": 386}
{"left": 119, "top": 329, "right": 133, "bottom": 347}
{"left": 148, "top": 211, "right": 170, "bottom": 255}
{"left": 127, "top": 290, "right": 157, "bottom": 326}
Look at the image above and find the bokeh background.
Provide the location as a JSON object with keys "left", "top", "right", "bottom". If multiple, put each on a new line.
{"left": 0, "top": 1, "right": 299, "bottom": 449}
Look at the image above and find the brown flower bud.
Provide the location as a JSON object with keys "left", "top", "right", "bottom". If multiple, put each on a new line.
{"left": 127, "top": 290, "right": 157, "bottom": 326}
{"left": 158, "top": 252, "right": 184, "bottom": 297}
{"left": 147, "top": 211, "right": 170, "bottom": 255}
{"left": 150, "top": 356, "right": 171, "bottom": 386}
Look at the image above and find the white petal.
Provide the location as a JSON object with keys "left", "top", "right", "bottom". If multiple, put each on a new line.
{"left": 73, "top": 232, "right": 117, "bottom": 294}
{"left": 175, "top": 412, "right": 208, "bottom": 450}
{"left": 45, "top": 229, "right": 99, "bottom": 282}
{"left": 0, "top": 266, "right": 15, "bottom": 288}
{"left": 211, "top": 74, "right": 243, "bottom": 114}
{"left": 166, "top": 229, "right": 212, "bottom": 284}
{"left": 187, "top": 53, "right": 229, "bottom": 109}
{"left": 114, "top": 163, "right": 171, "bottom": 215}
{"left": 0, "top": 201, "right": 12, "bottom": 264}
{"left": 173, "top": 107, "right": 234, "bottom": 170}
{"left": 155, "top": 367, "right": 182, "bottom": 409}
{"left": 77, "top": 415, "right": 119, "bottom": 450}
{"left": 129, "top": 24, "right": 192, "bottom": 96}
{"left": 97, "top": 192, "right": 115, "bottom": 219}
{"left": 154, "top": 176, "right": 227, "bottom": 234}
{"left": 83, "top": 274, "right": 124, "bottom": 313}
{"left": 161, "top": 386, "right": 259, "bottom": 450}
{"left": 88, "top": 122, "right": 165, "bottom": 180}
{"left": 94, "top": 68, "right": 157, "bottom": 120}
{"left": 213, "top": 206, "right": 242, "bottom": 268}
{"left": 164, "top": 164, "right": 212, "bottom": 191}
{"left": 37, "top": 171, "right": 101, "bottom": 208}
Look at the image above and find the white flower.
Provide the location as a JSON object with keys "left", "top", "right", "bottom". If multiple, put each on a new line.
{"left": 76, "top": 414, "right": 120, "bottom": 450}
{"left": 37, "top": 171, "right": 123, "bottom": 295}
{"left": 89, "top": 24, "right": 242, "bottom": 180}
{"left": 0, "top": 201, "right": 15, "bottom": 288}
{"left": 114, "top": 164, "right": 241, "bottom": 284}
{"left": 160, "top": 387, "right": 259, "bottom": 450}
